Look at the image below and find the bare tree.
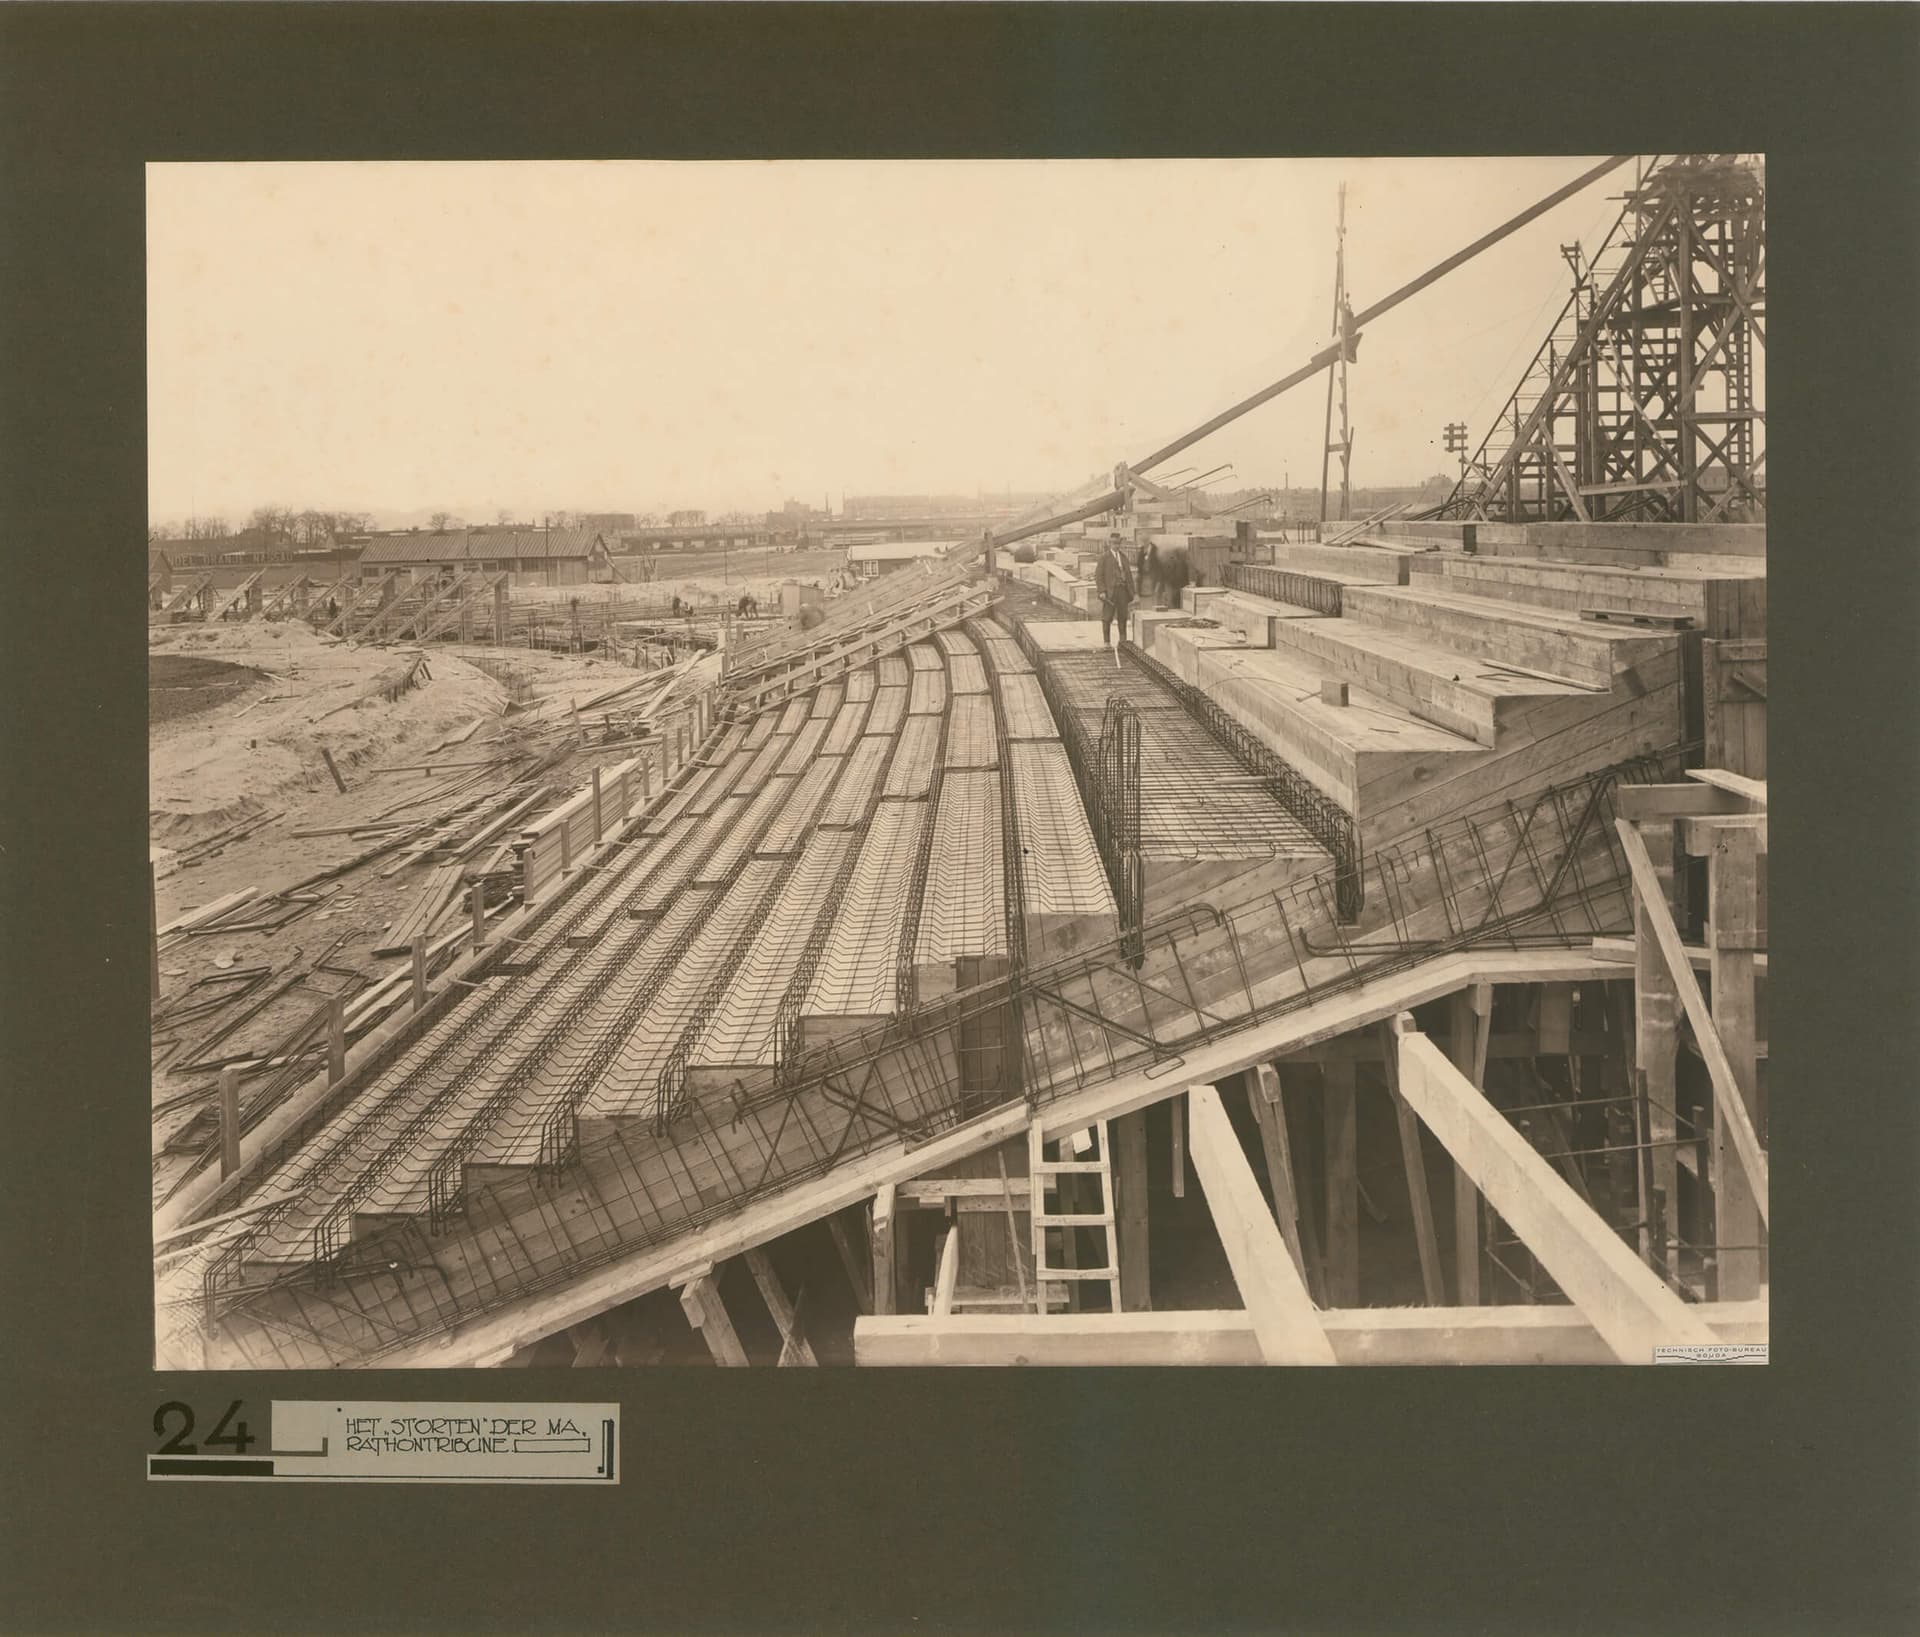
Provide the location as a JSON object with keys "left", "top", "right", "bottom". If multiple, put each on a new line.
{"left": 429, "top": 512, "right": 459, "bottom": 533}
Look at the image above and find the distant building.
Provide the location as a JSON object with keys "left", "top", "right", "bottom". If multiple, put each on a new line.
{"left": 580, "top": 512, "right": 638, "bottom": 534}
{"left": 844, "top": 538, "right": 958, "bottom": 580}
{"left": 152, "top": 527, "right": 280, "bottom": 569}
{"left": 620, "top": 523, "right": 774, "bottom": 554}
{"left": 147, "top": 548, "right": 174, "bottom": 603}
{"left": 355, "top": 525, "right": 614, "bottom": 587}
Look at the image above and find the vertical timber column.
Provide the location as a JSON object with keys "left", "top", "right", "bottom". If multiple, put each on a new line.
{"left": 1708, "top": 825, "right": 1763, "bottom": 1298}
{"left": 1633, "top": 823, "right": 1683, "bottom": 1276}
{"left": 1322, "top": 1059, "right": 1359, "bottom": 1305}
{"left": 1447, "top": 985, "right": 1493, "bottom": 1304}
{"left": 493, "top": 578, "right": 509, "bottom": 645}
{"left": 327, "top": 996, "right": 347, "bottom": 1086}
{"left": 217, "top": 1066, "right": 242, "bottom": 1180}
{"left": 1112, "top": 1109, "right": 1152, "bottom": 1312}
{"left": 1381, "top": 1022, "right": 1445, "bottom": 1305}
{"left": 870, "top": 1185, "right": 899, "bottom": 1317}
{"left": 1251, "top": 1064, "right": 1316, "bottom": 1300}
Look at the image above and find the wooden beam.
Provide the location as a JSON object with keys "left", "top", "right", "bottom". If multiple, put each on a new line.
{"left": 1251, "top": 1064, "right": 1316, "bottom": 1300}
{"left": 1592, "top": 936, "right": 1767, "bottom": 976}
{"left": 1112, "top": 1109, "right": 1152, "bottom": 1312}
{"left": 1379, "top": 1024, "right": 1445, "bottom": 1305}
{"left": 895, "top": 1178, "right": 1033, "bottom": 1203}
{"left": 744, "top": 1247, "right": 818, "bottom": 1366}
{"left": 1614, "top": 783, "right": 1749, "bottom": 821}
{"left": 1186, "top": 1084, "right": 1336, "bottom": 1365}
{"left": 677, "top": 1269, "right": 749, "bottom": 1367}
{"left": 1685, "top": 768, "right": 1766, "bottom": 808}
{"left": 1616, "top": 820, "right": 1769, "bottom": 1223}
{"left": 1707, "top": 825, "right": 1764, "bottom": 1299}
{"left": 932, "top": 1226, "right": 961, "bottom": 1316}
{"left": 217, "top": 1067, "right": 242, "bottom": 1181}
{"left": 870, "top": 1184, "right": 898, "bottom": 1317}
{"left": 1448, "top": 985, "right": 1492, "bottom": 1305}
{"left": 1323, "top": 1058, "right": 1359, "bottom": 1305}
{"left": 1391, "top": 1017, "right": 1718, "bottom": 1361}
{"left": 1680, "top": 813, "right": 1768, "bottom": 858}
{"left": 854, "top": 1301, "right": 1769, "bottom": 1368}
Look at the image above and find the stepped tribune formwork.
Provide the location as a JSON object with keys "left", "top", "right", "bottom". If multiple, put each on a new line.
{"left": 160, "top": 513, "right": 1767, "bottom": 1371}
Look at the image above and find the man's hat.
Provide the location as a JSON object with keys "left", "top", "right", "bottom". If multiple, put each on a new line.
{"left": 1108, "top": 529, "right": 1123, "bottom": 541}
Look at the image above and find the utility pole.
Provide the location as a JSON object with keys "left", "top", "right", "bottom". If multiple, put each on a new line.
{"left": 1444, "top": 421, "right": 1469, "bottom": 478}
{"left": 1319, "top": 182, "right": 1354, "bottom": 525}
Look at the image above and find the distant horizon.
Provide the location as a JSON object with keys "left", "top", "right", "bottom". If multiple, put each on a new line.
{"left": 149, "top": 157, "right": 1621, "bottom": 527}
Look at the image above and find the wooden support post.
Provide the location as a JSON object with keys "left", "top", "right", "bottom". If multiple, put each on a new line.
{"left": 1170, "top": 1094, "right": 1186, "bottom": 1199}
{"left": 326, "top": 996, "right": 347, "bottom": 1085}
{"left": 559, "top": 819, "right": 572, "bottom": 875}
{"left": 321, "top": 748, "right": 348, "bottom": 794}
{"left": 1617, "top": 821, "right": 1768, "bottom": 1224}
{"left": 1187, "top": 1085, "right": 1336, "bottom": 1365}
{"left": 744, "top": 1247, "right": 818, "bottom": 1366}
{"left": 1448, "top": 984, "right": 1493, "bottom": 1305}
{"left": 469, "top": 881, "right": 487, "bottom": 953}
{"left": 1112, "top": 1109, "right": 1152, "bottom": 1313}
{"left": 1391, "top": 1015, "right": 1718, "bottom": 1362}
{"left": 1632, "top": 822, "right": 1682, "bottom": 1275}
{"left": 1707, "top": 824, "right": 1763, "bottom": 1298}
{"left": 591, "top": 768, "right": 603, "bottom": 845}
{"left": 677, "top": 1268, "right": 749, "bottom": 1367}
{"left": 1323, "top": 1059, "right": 1359, "bottom": 1305}
{"left": 640, "top": 761, "right": 652, "bottom": 804}
{"left": 1381, "top": 1023, "right": 1445, "bottom": 1305}
{"left": 410, "top": 936, "right": 428, "bottom": 1011}
{"left": 217, "top": 1066, "right": 242, "bottom": 1180}
{"left": 828, "top": 1211, "right": 872, "bottom": 1314}
{"left": 870, "top": 1184, "right": 898, "bottom": 1317}
{"left": 520, "top": 845, "right": 537, "bottom": 909}
{"left": 932, "top": 1226, "right": 961, "bottom": 1316}
{"left": 1251, "top": 1064, "right": 1315, "bottom": 1299}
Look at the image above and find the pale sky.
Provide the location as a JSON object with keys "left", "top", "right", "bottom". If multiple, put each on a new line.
{"left": 148, "top": 156, "right": 1631, "bottom": 526}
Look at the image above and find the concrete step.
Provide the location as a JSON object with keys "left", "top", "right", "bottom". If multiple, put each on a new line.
{"left": 1407, "top": 552, "right": 1766, "bottom": 638}
{"left": 1258, "top": 542, "right": 1410, "bottom": 584}
{"left": 1186, "top": 587, "right": 1323, "bottom": 647}
{"left": 1144, "top": 621, "right": 1485, "bottom": 809}
{"left": 1263, "top": 610, "right": 1597, "bottom": 748}
{"left": 1341, "top": 584, "right": 1672, "bottom": 691}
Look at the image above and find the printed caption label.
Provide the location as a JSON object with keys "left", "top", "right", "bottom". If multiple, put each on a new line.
{"left": 1653, "top": 1344, "right": 1769, "bottom": 1365}
{"left": 148, "top": 1400, "right": 618, "bottom": 1483}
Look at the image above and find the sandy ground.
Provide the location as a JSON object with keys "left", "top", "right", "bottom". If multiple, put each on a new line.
{"left": 148, "top": 620, "right": 690, "bottom": 1211}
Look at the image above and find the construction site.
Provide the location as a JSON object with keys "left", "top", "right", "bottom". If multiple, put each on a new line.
{"left": 151, "top": 153, "right": 1768, "bottom": 1371}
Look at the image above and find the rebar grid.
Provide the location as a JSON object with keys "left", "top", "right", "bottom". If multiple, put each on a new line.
{"left": 208, "top": 756, "right": 1664, "bottom": 1365}
{"left": 1222, "top": 563, "right": 1344, "bottom": 618}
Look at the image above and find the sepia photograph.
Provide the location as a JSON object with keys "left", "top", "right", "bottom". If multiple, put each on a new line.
{"left": 147, "top": 153, "right": 1769, "bottom": 1373}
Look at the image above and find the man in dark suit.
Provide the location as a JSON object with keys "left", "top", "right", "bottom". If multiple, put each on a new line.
{"left": 1094, "top": 529, "right": 1136, "bottom": 647}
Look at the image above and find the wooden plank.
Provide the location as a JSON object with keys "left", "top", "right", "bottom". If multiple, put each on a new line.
{"left": 1379, "top": 1024, "right": 1445, "bottom": 1305}
{"left": 853, "top": 1301, "right": 1769, "bottom": 1367}
{"left": 1392, "top": 1018, "right": 1718, "bottom": 1361}
{"left": 1685, "top": 768, "right": 1766, "bottom": 808}
{"left": 1250, "top": 1064, "right": 1314, "bottom": 1298}
{"left": 1322, "top": 1058, "right": 1359, "bottom": 1305}
{"left": 743, "top": 1247, "right": 817, "bottom": 1366}
{"left": 1616, "top": 820, "right": 1769, "bottom": 1223}
{"left": 677, "top": 1270, "right": 749, "bottom": 1367}
{"left": 1631, "top": 820, "right": 1682, "bottom": 1273}
{"left": 1707, "top": 825, "right": 1764, "bottom": 1299}
{"left": 1186, "top": 1084, "right": 1336, "bottom": 1365}
{"left": 1592, "top": 936, "right": 1767, "bottom": 975}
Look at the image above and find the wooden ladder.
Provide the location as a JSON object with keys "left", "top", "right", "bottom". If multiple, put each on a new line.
{"left": 1028, "top": 1119, "right": 1123, "bottom": 1314}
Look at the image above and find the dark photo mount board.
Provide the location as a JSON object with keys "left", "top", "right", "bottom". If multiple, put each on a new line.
{"left": 2, "top": 5, "right": 1917, "bottom": 1633}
